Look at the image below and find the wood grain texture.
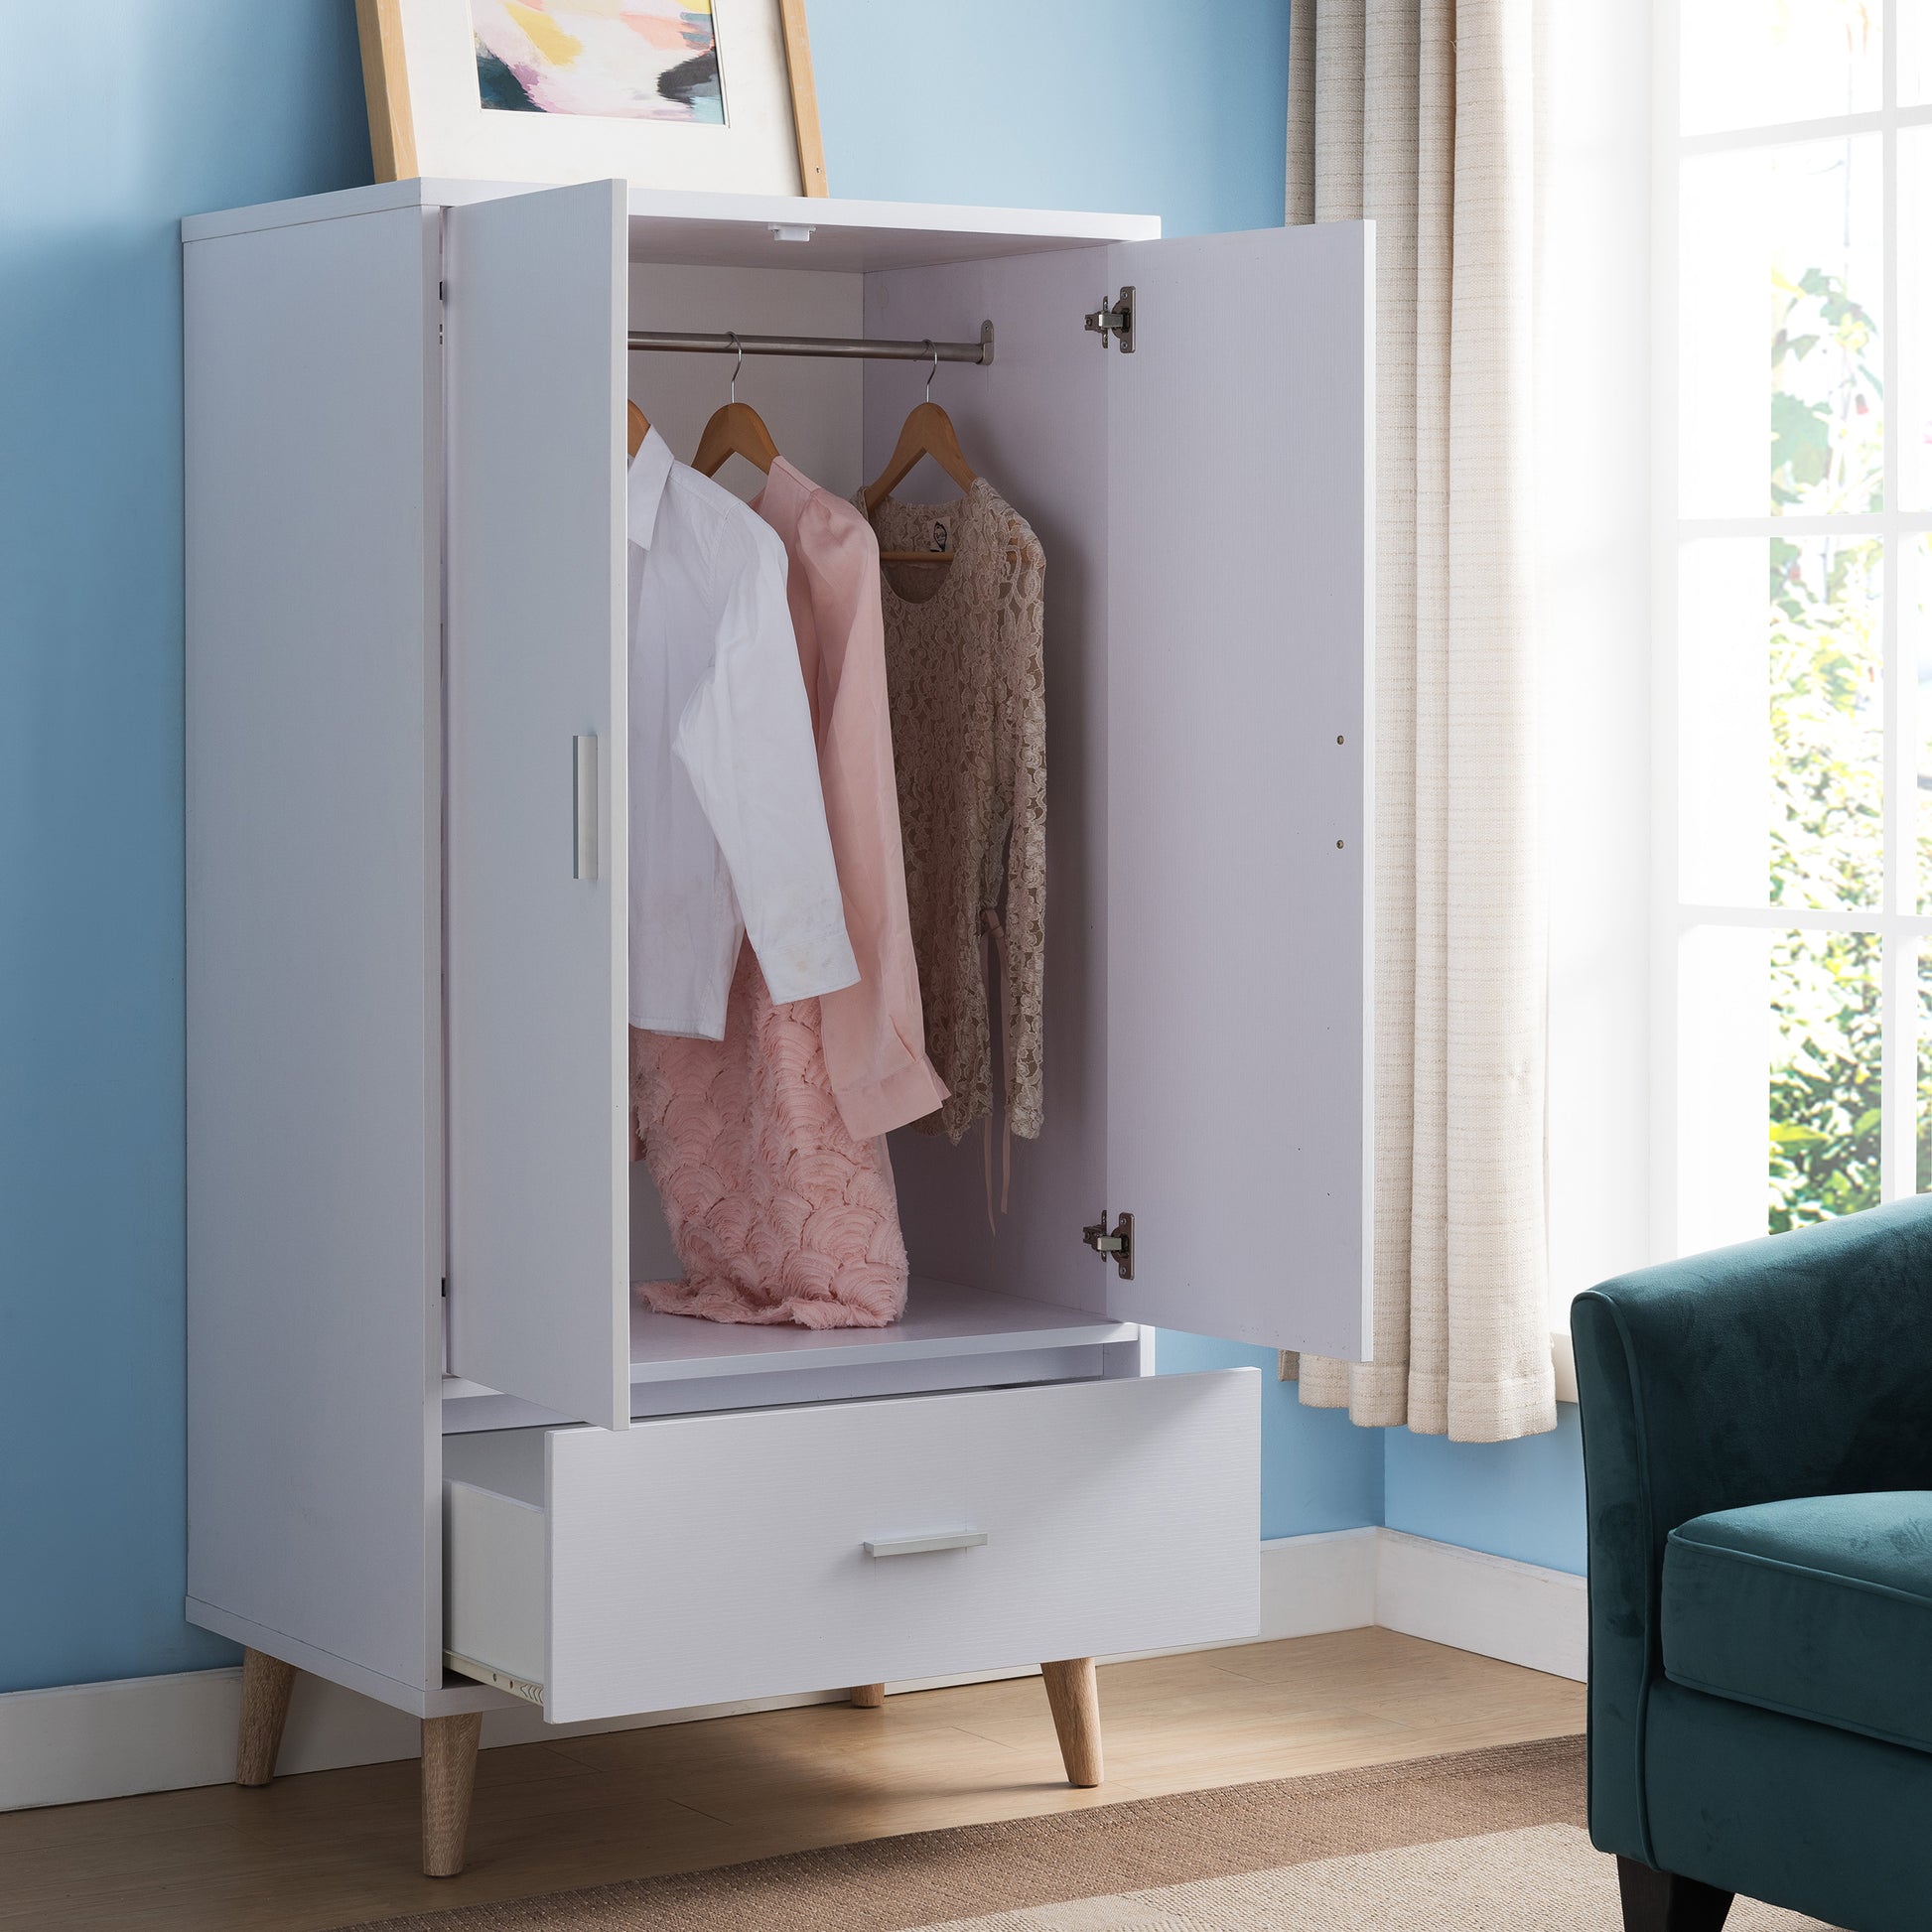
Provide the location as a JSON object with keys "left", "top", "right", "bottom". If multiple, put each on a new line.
{"left": 421, "top": 1713, "right": 483, "bottom": 1878}
{"left": 0, "top": 1632, "right": 1585, "bottom": 1931}
{"left": 233, "top": 1651, "right": 297, "bottom": 1788}
{"left": 776, "top": 0, "right": 828, "bottom": 197}
{"left": 1040, "top": 1657, "right": 1102, "bottom": 1787}
{"left": 849, "top": 1684, "right": 886, "bottom": 1709}
{"left": 352, "top": 0, "right": 416, "bottom": 182}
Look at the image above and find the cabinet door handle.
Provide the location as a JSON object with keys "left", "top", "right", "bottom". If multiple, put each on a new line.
{"left": 572, "top": 735, "right": 598, "bottom": 881}
{"left": 863, "top": 1531, "right": 988, "bottom": 1558}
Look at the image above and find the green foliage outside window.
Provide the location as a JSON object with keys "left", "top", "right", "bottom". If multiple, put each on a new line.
{"left": 1764, "top": 264, "right": 1888, "bottom": 1232}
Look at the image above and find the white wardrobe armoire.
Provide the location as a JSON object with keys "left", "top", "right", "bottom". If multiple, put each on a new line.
{"left": 182, "top": 175, "right": 1373, "bottom": 1876}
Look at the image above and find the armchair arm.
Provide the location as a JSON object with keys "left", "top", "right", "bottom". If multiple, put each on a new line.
{"left": 1572, "top": 1194, "right": 1932, "bottom": 1863}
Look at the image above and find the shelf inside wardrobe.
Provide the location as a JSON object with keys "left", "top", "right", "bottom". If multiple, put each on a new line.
{"left": 442, "top": 1277, "right": 1139, "bottom": 1434}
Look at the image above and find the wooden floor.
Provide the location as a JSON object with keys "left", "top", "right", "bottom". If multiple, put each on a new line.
{"left": 0, "top": 1630, "right": 1585, "bottom": 1932}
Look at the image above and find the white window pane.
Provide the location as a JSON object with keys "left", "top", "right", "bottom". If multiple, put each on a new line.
{"left": 1903, "top": 0, "right": 1932, "bottom": 105}
{"left": 1902, "top": 129, "right": 1932, "bottom": 511}
{"left": 1680, "top": 924, "right": 1773, "bottom": 1253}
{"left": 1769, "top": 928, "right": 1882, "bottom": 1230}
{"left": 1680, "top": 536, "right": 1883, "bottom": 909}
{"left": 1919, "top": 939, "right": 1932, "bottom": 1193}
{"left": 1680, "top": 138, "right": 1884, "bottom": 518}
{"left": 1913, "top": 539, "right": 1932, "bottom": 909}
{"left": 1681, "top": 0, "right": 1880, "bottom": 135}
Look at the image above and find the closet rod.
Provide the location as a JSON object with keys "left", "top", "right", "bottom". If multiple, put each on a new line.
{"left": 626, "top": 321, "right": 994, "bottom": 366}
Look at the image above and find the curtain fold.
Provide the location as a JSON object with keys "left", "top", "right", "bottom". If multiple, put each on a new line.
{"left": 1290, "top": 0, "right": 1555, "bottom": 1443}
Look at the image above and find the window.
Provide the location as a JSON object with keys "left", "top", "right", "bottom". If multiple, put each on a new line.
{"left": 1663, "top": 0, "right": 1932, "bottom": 1252}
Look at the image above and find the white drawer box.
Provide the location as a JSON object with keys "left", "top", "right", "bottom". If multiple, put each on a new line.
{"left": 444, "top": 1368, "right": 1259, "bottom": 1724}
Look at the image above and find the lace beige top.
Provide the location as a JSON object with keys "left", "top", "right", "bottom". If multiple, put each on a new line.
{"left": 863, "top": 477, "right": 1046, "bottom": 1145}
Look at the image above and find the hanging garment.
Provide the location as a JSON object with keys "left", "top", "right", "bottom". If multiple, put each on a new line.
{"left": 632, "top": 457, "right": 935, "bottom": 1328}
{"left": 631, "top": 946, "right": 908, "bottom": 1328}
{"left": 753, "top": 457, "right": 948, "bottom": 1140}
{"left": 626, "top": 427, "right": 857, "bottom": 1038}
{"left": 864, "top": 478, "right": 1046, "bottom": 1149}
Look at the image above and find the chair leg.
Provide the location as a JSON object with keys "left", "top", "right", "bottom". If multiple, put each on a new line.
{"left": 1616, "top": 1856, "right": 1734, "bottom": 1931}
{"left": 421, "top": 1712, "right": 483, "bottom": 1878}
{"left": 850, "top": 1683, "right": 886, "bottom": 1708}
{"left": 1039, "top": 1657, "right": 1103, "bottom": 1787}
{"left": 234, "top": 1648, "right": 298, "bottom": 1787}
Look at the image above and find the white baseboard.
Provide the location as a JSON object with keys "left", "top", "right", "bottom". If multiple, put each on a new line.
{"left": 0, "top": 1528, "right": 1581, "bottom": 1814}
{"left": 1375, "top": 1529, "right": 1587, "bottom": 1681}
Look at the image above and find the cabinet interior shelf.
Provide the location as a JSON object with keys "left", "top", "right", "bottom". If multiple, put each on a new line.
{"left": 443, "top": 1275, "right": 1136, "bottom": 1402}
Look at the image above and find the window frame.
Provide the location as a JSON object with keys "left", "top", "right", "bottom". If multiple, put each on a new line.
{"left": 1655, "top": 0, "right": 1932, "bottom": 1256}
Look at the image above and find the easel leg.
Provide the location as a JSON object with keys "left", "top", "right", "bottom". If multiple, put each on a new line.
{"left": 850, "top": 1683, "right": 886, "bottom": 1708}
{"left": 234, "top": 1648, "right": 297, "bottom": 1787}
{"left": 421, "top": 1712, "right": 483, "bottom": 1878}
{"left": 1039, "top": 1657, "right": 1103, "bottom": 1787}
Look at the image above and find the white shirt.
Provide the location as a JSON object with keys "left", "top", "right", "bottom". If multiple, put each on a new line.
{"left": 627, "top": 429, "right": 858, "bottom": 1037}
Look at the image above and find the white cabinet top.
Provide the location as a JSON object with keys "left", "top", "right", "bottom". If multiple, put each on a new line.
{"left": 183, "top": 177, "right": 1161, "bottom": 272}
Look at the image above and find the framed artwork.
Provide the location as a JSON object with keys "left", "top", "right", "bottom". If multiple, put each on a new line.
{"left": 354, "top": 0, "right": 828, "bottom": 199}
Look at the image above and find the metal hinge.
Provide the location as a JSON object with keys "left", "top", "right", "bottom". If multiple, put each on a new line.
{"left": 1084, "top": 286, "right": 1136, "bottom": 352}
{"left": 1082, "top": 1210, "right": 1134, "bottom": 1280}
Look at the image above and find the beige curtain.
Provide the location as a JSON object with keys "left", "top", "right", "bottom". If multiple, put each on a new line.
{"left": 1288, "top": 0, "right": 1556, "bottom": 1442}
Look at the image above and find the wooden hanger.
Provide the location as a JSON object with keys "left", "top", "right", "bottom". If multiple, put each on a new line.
{"left": 691, "top": 336, "right": 780, "bottom": 481}
{"left": 863, "top": 347, "right": 977, "bottom": 565}
{"left": 693, "top": 400, "right": 779, "bottom": 480}
{"left": 626, "top": 400, "right": 650, "bottom": 458}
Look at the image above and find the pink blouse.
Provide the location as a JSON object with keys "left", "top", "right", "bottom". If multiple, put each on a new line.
{"left": 753, "top": 459, "right": 948, "bottom": 1138}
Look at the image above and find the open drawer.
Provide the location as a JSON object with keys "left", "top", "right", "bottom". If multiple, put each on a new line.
{"left": 443, "top": 1368, "right": 1259, "bottom": 1724}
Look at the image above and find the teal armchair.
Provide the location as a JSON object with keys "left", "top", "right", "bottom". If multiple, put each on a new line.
{"left": 1573, "top": 1196, "right": 1932, "bottom": 1932}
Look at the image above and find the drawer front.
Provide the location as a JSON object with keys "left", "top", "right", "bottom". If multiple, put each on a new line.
{"left": 543, "top": 1368, "right": 1258, "bottom": 1723}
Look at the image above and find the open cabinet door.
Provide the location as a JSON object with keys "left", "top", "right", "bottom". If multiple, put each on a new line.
{"left": 1102, "top": 222, "right": 1374, "bottom": 1358}
{"left": 444, "top": 180, "right": 630, "bottom": 1429}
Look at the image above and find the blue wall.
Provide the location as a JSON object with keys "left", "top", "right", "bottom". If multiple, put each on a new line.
{"left": 1385, "top": 1411, "right": 1587, "bottom": 1575}
{"left": 1, "top": 3, "right": 374, "bottom": 1697}
{"left": 0, "top": 0, "right": 1579, "bottom": 1700}
{"left": 810, "top": 2, "right": 1291, "bottom": 236}
{"left": 1157, "top": 1334, "right": 1383, "bottom": 1542}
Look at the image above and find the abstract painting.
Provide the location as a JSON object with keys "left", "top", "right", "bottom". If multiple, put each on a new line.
{"left": 471, "top": 1, "right": 725, "bottom": 122}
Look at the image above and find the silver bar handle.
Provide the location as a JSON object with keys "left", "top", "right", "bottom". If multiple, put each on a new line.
{"left": 863, "top": 1531, "right": 988, "bottom": 1559}
{"left": 573, "top": 735, "right": 598, "bottom": 882}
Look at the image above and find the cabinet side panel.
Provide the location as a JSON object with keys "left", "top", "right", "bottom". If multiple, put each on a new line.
{"left": 185, "top": 208, "right": 442, "bottom": 1694}
{"left": 1104, "top": 223, "right": 1374, "bottom": 1356}
{"left": 863, "top": 248, "right": 1113, "bottom": 1316}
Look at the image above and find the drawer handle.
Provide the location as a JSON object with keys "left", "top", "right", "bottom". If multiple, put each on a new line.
{"left": 863, "top": 1531, "right": 988, "bottom": 1559}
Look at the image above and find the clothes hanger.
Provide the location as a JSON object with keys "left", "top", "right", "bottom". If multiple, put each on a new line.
{"left": 692, "top": 336, "right": 780, "bottom": 480}
{"left": 626, "top": 399, "right": 651, "bottom": 458}
{"left": 864, "top": 344, "right": 978, "bottom": 565}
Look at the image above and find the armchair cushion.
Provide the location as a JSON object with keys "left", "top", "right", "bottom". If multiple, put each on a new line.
{"left": 1663, "top": 1491, "right": 1932, "bottom": 1755}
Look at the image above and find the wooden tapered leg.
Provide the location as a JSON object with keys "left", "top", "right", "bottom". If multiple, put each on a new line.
{"left": 421, "top": 1712, "right": 483, "bottom": 1878}
{"left": 1615, "top": 1857, "right": 1734, "bottom": 1931}
{"left": 1039, "top": 1657, "right": 1103, "bottom": 1787}
{"left": 850, "top": 1683, "right": 886, "bottom": 1708}
{"left": 234, "top": 1648, "right": 297, "bottom": 1787}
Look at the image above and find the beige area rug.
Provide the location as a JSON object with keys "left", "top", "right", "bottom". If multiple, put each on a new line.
{"left": 343, "top": 1736, "right": 1835, "bottom": 1932}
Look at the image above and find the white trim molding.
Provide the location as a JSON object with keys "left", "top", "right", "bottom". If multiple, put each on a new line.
{"left": 0, "top": 1529, "right": 1584, "bottom": 1813}
{"left": 1376, "top": 1530, "right": 1587, "bottom": 1680}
